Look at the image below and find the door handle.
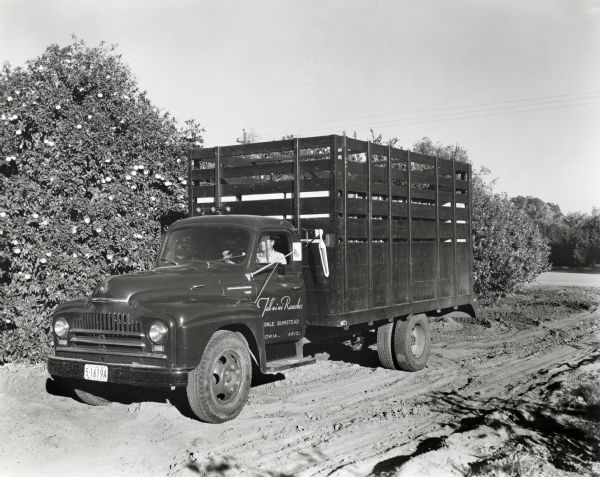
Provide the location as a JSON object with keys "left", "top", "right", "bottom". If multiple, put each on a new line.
{"left": 292, "top": 284, "right": 303, "bottom": 290}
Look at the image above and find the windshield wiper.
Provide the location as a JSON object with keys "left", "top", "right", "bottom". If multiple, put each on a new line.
{"left": 159, "top": 258, "right": 179, "bottom": 266}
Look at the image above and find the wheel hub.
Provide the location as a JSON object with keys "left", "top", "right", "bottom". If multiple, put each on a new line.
{"left": 410, "top": 324, "right": 426, "bottom": 357}
{"left": 212, "top": 350, "right": 243, "bottom": 404}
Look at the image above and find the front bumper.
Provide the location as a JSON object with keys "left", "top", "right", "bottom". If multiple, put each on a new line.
{"left": 48, "top": 356, "right": 189, "bottom": 387}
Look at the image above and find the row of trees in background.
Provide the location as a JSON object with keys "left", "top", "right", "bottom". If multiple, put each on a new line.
{"left": 511, "top": 196, "right": 600, "bottom": 267}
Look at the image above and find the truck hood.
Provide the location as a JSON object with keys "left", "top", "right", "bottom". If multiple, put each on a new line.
{"left": 92, "top": 265, "right": 249, "bottom": 304}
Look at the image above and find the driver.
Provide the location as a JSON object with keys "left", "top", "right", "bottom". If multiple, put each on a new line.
{"left": 256, "top": 236, "right": 287, "bottom": 265}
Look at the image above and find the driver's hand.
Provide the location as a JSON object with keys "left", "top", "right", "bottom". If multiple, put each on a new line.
{"left": 222, "top": 250, "right": 232, "bottom": 259}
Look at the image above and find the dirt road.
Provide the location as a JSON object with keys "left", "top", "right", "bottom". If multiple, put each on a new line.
{"left": 535, "top": 270, "right": 600, "bottom": 288}
{"left": 1, "top": 286, "right": 599, "bottom": 477}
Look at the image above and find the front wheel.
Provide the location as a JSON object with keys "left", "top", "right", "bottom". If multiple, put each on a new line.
{"left": 74, "top": 387, "right": 111, "bottom": 406}
{"left": 186, "top": 331, "right": 252, "bottom": 423}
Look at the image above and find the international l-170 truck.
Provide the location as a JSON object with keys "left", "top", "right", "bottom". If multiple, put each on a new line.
{"left": 48, "top": 134, "right": 478, "bottom": 423}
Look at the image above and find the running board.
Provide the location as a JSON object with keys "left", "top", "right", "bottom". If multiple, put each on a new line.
{"left": 265, "top": 356, "right": 316, "bottom": 372}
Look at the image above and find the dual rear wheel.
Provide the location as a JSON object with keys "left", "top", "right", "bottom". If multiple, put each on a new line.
{"left": 377, "top": 314, "right": 431, "bottom": 371}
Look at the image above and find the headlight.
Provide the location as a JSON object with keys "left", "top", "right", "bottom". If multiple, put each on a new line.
{"left": 149, "top": 322, "right": 168, "bottom": 344}
{"left": 54, "top": 318, "right": 69, "bottom": 338}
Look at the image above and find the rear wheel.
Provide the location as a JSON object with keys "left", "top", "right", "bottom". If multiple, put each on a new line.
{"left": 394, "top": 314, "right": 431, "bottom": 371}
{"left": 186, "top": 331, "right": 251, "bottom": 423}
{"left": 377, "top": 314, "right": 431, "bottom": 371}
{"left": 376, "top": 322, "right": 396, "bottom": 369}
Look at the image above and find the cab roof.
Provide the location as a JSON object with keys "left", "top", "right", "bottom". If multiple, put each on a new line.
{"left": 171, "top": 214, "right": 295, "bottom": 232}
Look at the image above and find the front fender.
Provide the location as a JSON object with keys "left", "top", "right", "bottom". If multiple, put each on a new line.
{"left": 172, "top": 297, "right": 264, "bottom": 370}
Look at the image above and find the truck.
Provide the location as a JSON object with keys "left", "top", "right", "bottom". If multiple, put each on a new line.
{"left": 47, "top": 134, "right": 478, "bottom": 423}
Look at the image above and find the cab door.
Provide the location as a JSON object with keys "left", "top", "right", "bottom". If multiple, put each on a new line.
{"left": 253, "top": 230, "right": 305, "bottom": 346}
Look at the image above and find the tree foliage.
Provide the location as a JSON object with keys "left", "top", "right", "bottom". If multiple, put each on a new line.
{"left": 471, "top": 175, "right": 550, "bottom": 299}
{"left": 511, "top": 197, "right": 600, "bottom": 267}
{"left": 0, "top": 39, "right": 203, "bottom": 362}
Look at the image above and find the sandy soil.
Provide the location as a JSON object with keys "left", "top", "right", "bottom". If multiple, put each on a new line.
{"left": 1, "top": 286, "right": 599, "bottom": 477}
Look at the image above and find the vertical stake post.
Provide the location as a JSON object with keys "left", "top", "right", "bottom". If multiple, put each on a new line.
{"left": 215, "top": 146, "right": 222, "bottom": 208}
{"left": 435, "top": 155, "right": 441, "bottom": 300}
{"left": 407, "top": 150, "right": 413, "bottom": 304}
{"left": 387, "top": 144, "right": 393, "bottom": 305}
{"left": 293, "top": 138, "right": 301, "bottom": 229}
{"left": 367, "top": 141, "right": 373, "bottom": 309}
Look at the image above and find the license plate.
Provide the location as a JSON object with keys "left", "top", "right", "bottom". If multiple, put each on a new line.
{"left": 84, "top": 364, "right": 108, "bottom": 382}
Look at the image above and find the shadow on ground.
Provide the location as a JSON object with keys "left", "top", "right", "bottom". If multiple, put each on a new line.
{"left": 369, "top": 375, "right": 600, "bottom": 476}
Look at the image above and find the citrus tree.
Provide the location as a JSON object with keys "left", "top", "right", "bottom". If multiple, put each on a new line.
{"left": 0, "top": 39, "right": 203, "bottom": 362}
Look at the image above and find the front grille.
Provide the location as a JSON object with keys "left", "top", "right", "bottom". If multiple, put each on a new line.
{"left": 67, "top": 311, "right": 150, "bottom": 357}
{"left": 72, "top": 311, "right": 142, "bottom": 334}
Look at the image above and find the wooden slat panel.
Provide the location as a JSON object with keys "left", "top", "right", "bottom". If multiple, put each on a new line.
{"left": 370, "top": 164, "right": 388, "bottom": 180}
{"left": 439, "top": 222, "right": 469, "bottom": 238}
{"left": 370, "top": 182, "right": 389, "bottom": 196}
{"left": 439, "top": 207, "right": 469, "bottom": 220}
{"left": 371, "top": 221, "right": 389, "bottom": 237}
{"left": 391, "top": 202, "right": 409, "bottom": 218}
{"left": 342, "top": 198, "right": 367, "bottom": 215}
{"left": 392, "top": 220, "right": 409, "bottom": 238}
{"left": 225, "top": 177, "right": 330, "bottom": 196}
{"left": 192, "top": 177, "right": 331, "bottom": 198}
{"left": 390, "top": 184, "right": 408, "bottom": 197}
{"left": 411, "top": 204, "right": 437, "bottom": 219}
{"left": 344, "top": 137, "right": 368, "bottom": 152}
{"left": 218, "top": 139, "right": 295, "bottom": 157}
{"left": 228, "top": 197, "right": 330, "bottom": 216}
{"left": 411, "top": 170, "right": 436, "bottom": 184}
{"left": 301, "top": 218, "right": 332, "bottom": 233}
{"left": 217, "top": 159, "right": 331, "bottom": 179}
{"left": 190, "top": 148, "right": 216, "bottom": 161}
{"left": 410, "top": 152, "right": 435, "bottom": 166}
{"left": 370, "top": 142, "right": 389, "bottom": 157}
{"left": 454, "top": 161, "right": 469, "bottom": 172}
{"left": 346, "top": 177, "right": 368, "bottom": 194}
{"left": 299, "top": 135, "right": 334, "bottom": 149}
{"left": 345, "top": 161, "right": 367, "bottom": 176}
{"left": 411, "top": 189, "right": 436, "bottom": 201}
{"left": 439, "top": 191, "right": 454, "bottom": 203}
{"left": 390, "top": 168, "right": 407, "bottom": 181}
{"left": 412, "top": 221, "right": 437, "bottom": 239}
{"left": 390, "top": 148, "right": 409, "bottom": 161}
{"left": 372, "top": 201, "right": 390, "bottom": 216}
{"left": 191, "top": 169, "right": 215, "bottom": 181}
{"left": 219, "top": 155, "right": 293, "bottom": 167}
{"left": 342, "top": 218, "right": 368, "bottom": 238}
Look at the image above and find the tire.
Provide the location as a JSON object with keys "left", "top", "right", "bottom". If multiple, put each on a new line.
{"left": 186, "top": 331, "right": 252, "bottom": 423}
{"left": 394, "top": 314, "right": 431, "bottom": 372}
{"left": 74, "top": 386, "right": 111, "bottom": 406}
{"left": 377, "top": 322, "right": 396, "bottom": 370}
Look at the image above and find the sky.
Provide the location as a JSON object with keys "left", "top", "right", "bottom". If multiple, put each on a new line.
{"left": 1, "top": 0, "right": 599, "bottom": 214}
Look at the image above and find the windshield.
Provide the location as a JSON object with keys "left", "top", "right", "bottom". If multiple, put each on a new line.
{"left": 158, "top": 226, "right": 250, "bottom": 266}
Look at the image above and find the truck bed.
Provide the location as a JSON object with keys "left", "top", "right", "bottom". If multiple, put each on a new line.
{"left": 189, "top": 135, "right": 476, "bottom": 327}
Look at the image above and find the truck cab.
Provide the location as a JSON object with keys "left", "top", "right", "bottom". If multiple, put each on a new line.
{"left": 48, "top": 215, "right": 315, "bottom": 423}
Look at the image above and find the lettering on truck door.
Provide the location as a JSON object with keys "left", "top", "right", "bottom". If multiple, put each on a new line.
{"left": 254, "top": 231, "right": 305, "bottom": 343}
